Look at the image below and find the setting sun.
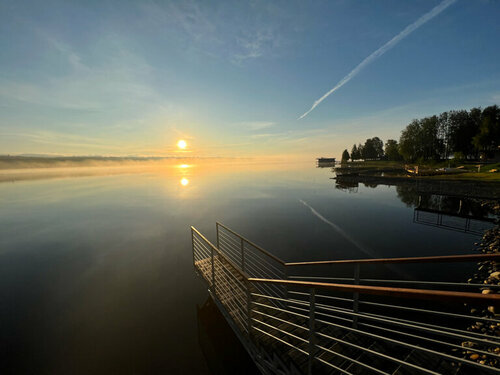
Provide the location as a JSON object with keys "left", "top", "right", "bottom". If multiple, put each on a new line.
{"left": 180, "top": 178, "right": 189, "bottom": 186}
{"left": 177, "top": 140, "right": 187, "bottom": 149}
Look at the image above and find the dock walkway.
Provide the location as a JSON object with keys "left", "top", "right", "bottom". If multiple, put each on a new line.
{"left": 192, "top": 223, "right": 500, "bottom": 374}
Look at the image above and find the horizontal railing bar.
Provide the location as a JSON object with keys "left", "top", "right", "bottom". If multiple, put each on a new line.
{"left": 217, "top": 236, "right": 241, "bottom": 260}
{"left": 315, "top": 356, "right": 354, "bottom": 375}
{"left": 218, "top": 230, "right": 241, "bottom": 247}
{"left": 316, "top": 343, "right": 390, "bottom": 375}
{"left": 215, "top": 249, "right": 252, "bottom": 281}
{"left": 360, "top": 299, "right": 500, "bottom": 324}
{"left": 252, "top": 301, "right": 309, "bottom": 320}
{"left": 285, "top": 253, "right": 500, "bottom": 266}
{"left": 217, "top": 222, "right": 286, "bottom": 265}
{"left": 252, "top": 326, "right": 309, "bottom": 356}
{"left": 289, "top": 275, "right": 500, "bottom": 289}
{"left": 217, "top": 290, "right": 247, "bottom": 329}
{"left": 217, "top": 235, "right": 240, "bottom": 256}
{"left": 192, "top": 235, "right": 212, "bottom": 254}
{"left": 243, "top": 243, "right": 286, "bottom": 272}
{"left": 218, "top": 234, "right": 243, "bottom": 257}
{"left": 212, "top": 273, "right": 247, "bottom": 311}
{"left": 192, "top": 226, "right": 219, "bottom": 251}
{"left": 251, "top": 292, "right": 309, "bottom": 307}
{"left": 291, "top": 290, "right": 500, "bottom": 325}
{"left": 316, "top": 318, "right": 498, "bottom": 374}
{"left": 358, "top": 320, "right": 500, "bottom": 359}
{"left": 244, "top": 260, "right": 279, "bottom": 280}
{"left": 315, "top": 330, "right": 439, "bottom": 375}
{"left": 214, "top": 264, "right": 248, "bottom": 299}
{"left": 248, "top": 278, "right": 500, "bottom": 306}
{"left": 244, "top": 250, "right": 285, "bottom": 278}
{"left": 361, "top": 309, "right": 500, "bottom": 345}
{"left": 289, "top": 290, "right": 353, "bottom": 304}
{"left": 314, "top": 301, "right": 500, "bottom": 346}
{"left": 253, "top": 282, "right": 283, "bottom": 301}
{"left": 252, "top": 317, "right": 309, "bottom": 344}
{"left": 251, "top": 309, "right": 309, "bottom": 332}
{"left": 192, "top": 244, "right": 209, "bottom": 260}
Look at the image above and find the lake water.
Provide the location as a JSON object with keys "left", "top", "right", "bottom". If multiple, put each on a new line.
{"left": 0, "top": 160, "right": 496, "bottom": 374}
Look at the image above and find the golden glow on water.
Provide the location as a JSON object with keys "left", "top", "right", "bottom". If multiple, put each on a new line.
{"left": 177, "top": 140, "right": 187, "bottom": 149}
{"left": 180, "top": 178, "right": 189, "bottom": 186}
{"left": 178, "top": 164, "right": 190, "bottom": 169}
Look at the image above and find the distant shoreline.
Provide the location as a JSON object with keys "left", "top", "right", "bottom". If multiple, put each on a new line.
{"left": 0, "top": 155, "right": 242, "bottom": 170}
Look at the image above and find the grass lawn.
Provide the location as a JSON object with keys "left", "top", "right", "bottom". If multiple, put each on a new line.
{"left": 343, "top": 160, "right": 500, "bottom": 182}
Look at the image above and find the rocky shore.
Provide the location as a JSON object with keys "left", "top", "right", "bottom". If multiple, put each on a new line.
{"left": 461, "top": 203, "right": 500, "bottom": 367}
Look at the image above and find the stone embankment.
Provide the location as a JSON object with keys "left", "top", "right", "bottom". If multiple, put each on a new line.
{"left": 462, "top": 203, "right": 500, "bottom": 367}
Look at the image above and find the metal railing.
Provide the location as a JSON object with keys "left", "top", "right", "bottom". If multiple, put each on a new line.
{"left": 192, "top": 224, "right": 500, "bottom": 374}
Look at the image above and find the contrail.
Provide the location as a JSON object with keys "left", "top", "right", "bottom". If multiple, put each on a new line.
{"left": 299, "top": 199, "right": 377, "bottom": 258}
{"left": 298, "top": 0, "right": 457, "bottom": 119}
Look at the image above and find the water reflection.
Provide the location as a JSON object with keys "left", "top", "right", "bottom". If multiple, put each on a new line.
{"left": 197, "top": 297, "right": 259, "bottom": 374}
{"left": 334, "top": 175, "right": 498, "bottom": 236}
{"left": 0, "top": 160, "right": 497, "bottom": 374}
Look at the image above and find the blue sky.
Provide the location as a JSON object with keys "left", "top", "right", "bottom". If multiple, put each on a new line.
{"left": 1, "top": 0, "right": 499, "bottom": 158}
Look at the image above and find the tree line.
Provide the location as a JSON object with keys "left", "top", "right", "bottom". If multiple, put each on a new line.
{"left": 341, "top": 105, "right": 500, "bottom": 163}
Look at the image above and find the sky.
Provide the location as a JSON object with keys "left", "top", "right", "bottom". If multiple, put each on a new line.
{"left": 0, "top": 0, "right": 499, "bottom": 159}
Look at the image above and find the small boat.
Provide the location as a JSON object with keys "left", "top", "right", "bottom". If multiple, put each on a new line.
{"left": 317, "top": 157, "right": 336, "bottom": 163}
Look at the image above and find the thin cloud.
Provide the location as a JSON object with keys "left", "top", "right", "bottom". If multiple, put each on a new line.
{"left": 299, "top": 0, "right": 457, "bottom": 119}
{"left": 242, "top": 121, "right": 275, "bottom": 130}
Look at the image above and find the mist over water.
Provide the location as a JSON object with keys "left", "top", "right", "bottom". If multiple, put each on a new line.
{"left": 0, "top": 160, "right": 492, "bottom": 374}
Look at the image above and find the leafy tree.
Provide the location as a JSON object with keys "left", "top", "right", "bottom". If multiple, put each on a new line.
{"left": 341, "top": 149, "right": 350, "bottom": 162}
{"left": 362, "top": 137, "right": 383, "bottom": 160}
{"left": 351, "top": 144, "right": 359, "bottom": 160}
{"left": 399, "top": 120, "right": 421, "bottom": 162}
{"left": 372, "top": 137, "right": 384, "bottom": 159}
{"left": 357, "top": 143, "right": 364, "bottom": 160}
{"left": 448, "top": 109, "right": 478, "bottom": 159}
{"left": 384, "top": 139, "right": 401, "bottom": 161}
{"left": 473, "top": 105, "right": 500, "bottom": 157}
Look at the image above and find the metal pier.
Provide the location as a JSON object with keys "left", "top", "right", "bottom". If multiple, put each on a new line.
{"left": 192, "top": 222, "right": 500, "bottom": 374}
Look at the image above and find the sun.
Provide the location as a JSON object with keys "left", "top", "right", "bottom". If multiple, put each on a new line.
{"left": 177, "top": 139, "right": 187, "bottom": 149}
{"left": 180, "top": 178, "right": 189, "bottom": 186}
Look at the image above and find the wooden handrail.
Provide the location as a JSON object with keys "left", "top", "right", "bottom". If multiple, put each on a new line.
{"left": 215, "top": 223, "right": 499, "bottom": 268}
{"left": 248, "top": 278, "right": 500, "bottom": 306}
{"left": 285, "top": 253, "right": 500, "bottom": 267}
{"left": 216, "top": 222, "right": 287, "bottom": 265}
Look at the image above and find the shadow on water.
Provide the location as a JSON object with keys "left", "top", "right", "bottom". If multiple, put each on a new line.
{"left": 197, "top": 296, "right": 259, "bottom": 375}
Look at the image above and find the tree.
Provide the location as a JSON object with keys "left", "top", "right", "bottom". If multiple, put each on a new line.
{"left": 351, "top": 144, "right": 359, "bottom": 160}
{"left": 341, "top": 149, "right": 350, "bottom": 162}
{"left": 385, "top": 139, "right": 401, "bottom": 161}
{"left": 357, "top": 143, "right": 364, "bottom": 160}
{"left": 473, "top": 105, "right": 500, "bottom": 157}
{"left": 399, "top": 119, "right": 421, "bottom": 162}
{"left": 362, "top": 137, "right": 384, "bottom": 160}
{"left": 372, "top": 137, "right": 384, "bottom": 159}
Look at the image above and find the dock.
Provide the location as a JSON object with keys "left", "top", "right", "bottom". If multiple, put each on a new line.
{"left": 192, "top": 222, "right": 500, "bottom": 374}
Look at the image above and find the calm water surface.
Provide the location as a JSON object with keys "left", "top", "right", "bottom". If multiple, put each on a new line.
{"left": 0, "top": 161, "right": 494, "bottom": 374}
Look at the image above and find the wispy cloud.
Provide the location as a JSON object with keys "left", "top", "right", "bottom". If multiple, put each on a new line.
{"left": 238, "top": 121, "right": 275, "bottom": 131}
{"left": 298, "top": 0, "right": 457, "bottom": 119}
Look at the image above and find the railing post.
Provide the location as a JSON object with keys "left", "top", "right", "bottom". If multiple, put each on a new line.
{"left": 353, "top": 264, "right": 360, "bottom": 328}
{"left": 241, "top": 237, "right": 245, "bottom": 271}
{"left": 246, "top": 280, "right": 252, "bottom": 340}
{"left": 211, "top": 245, "right": 216, "bottom": 299}
{"left": 308, "top": 288, "right": 316, "bottom": 375}
{"left": 191, "top": 227, "right": 195, "bottom": 267}
{"left": 216, "top": 223, "right": 220, "bottom": 250}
